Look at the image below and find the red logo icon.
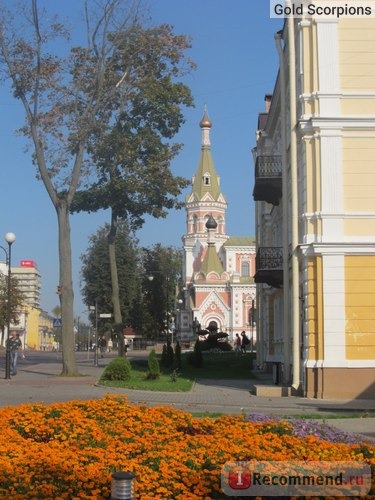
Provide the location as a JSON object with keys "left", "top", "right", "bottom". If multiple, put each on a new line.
{"left": 228, "top": 468, "right": 251, "bottom": 489}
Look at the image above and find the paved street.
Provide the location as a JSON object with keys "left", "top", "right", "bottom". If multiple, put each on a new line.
{"left": 1, "top": 349, "right": 374, "bottom": 442}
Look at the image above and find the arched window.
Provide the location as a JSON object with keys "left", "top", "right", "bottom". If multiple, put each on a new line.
{"left": 203, "top": 172, "right": 211, "bottom": 185}
{"left": 193, "top": 215, "right": 198, "bottom": 233}
{"left": 241, "top": 262, "right": 250, "bottom": 277}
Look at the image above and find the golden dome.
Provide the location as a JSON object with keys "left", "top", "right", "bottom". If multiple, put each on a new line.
{"left": 199, "top": 109, "right": 212, "bottom": 128}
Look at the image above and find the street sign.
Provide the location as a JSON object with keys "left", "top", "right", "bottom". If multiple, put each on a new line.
{"left": 53, "top": 318, "right": 62, "bottom": 327}
{"left": 99, "top": 313, "right": 112, "bottom": 318}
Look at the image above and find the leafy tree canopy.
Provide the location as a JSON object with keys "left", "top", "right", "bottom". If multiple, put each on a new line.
{"left": 71, "top": 21, "right": 195, "bottom": 228}
{"left": 141, "top": 244, "right": 182, "bottom": 338}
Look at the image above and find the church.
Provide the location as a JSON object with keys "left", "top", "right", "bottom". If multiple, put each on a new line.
{"left": 176, "top": 110, "right": 256, "bottom": 346}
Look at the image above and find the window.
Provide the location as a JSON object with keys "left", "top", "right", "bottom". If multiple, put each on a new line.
{"left": 241, "top": 262, "right": 250, "bottom": 277}
{"left": 203, "top": 173, "right": 211, "bottom": 185}
{"left": 193, "top": 215, "right": 198, "bottom": 233}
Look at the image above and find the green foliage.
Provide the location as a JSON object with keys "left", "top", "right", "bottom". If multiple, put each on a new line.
{"left": 147, "top": 349, "right": 160, "bottom": 380}
{"left": 166, "top": 340, "right": 174, "bottom": 368}
{"left": 187, "top": 340, "right": 203, "bottom": 368}
{"left": 0, "top": 275, "right": 25, "bottom": 332}
{"left": 200, "top": 339, "right": 233, "bottom": 352}
{"left": 160, "top": 344, "right": 168, "bottom": 367}
{"left": 170, "top": 368, "right": 179, "bottom": 382}
{"left": 141, "top": 244, "right": 183, "bottom": 338}
{"left": 71, "top": 21, "right": 195, "bottom": 229}
{"left": 101, "top": 357, "right": 132, "bottom": 381}
{"left": 80, "top": 222, "right": 142, "bottom": 331}
{"left": 174, "top": 341, "right": 182, "bottom": 370}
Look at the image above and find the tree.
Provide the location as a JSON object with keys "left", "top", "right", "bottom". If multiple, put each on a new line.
{"left": 0, "top": 275, "right": 25, "bottom": 346}
{"left": 146, "top": 348, "right": 160, "bottom": 380}
{"left": 80, "top": 222, "right": 142, "bottom": 337}
{"left": 71, "top": 22, "right": 195, "bottom": 350}
{"left": 0, "top": 0, "right": 179, "bottom": 374}
{"left": 141, "top": 244, "right": 183, "bottom": 339}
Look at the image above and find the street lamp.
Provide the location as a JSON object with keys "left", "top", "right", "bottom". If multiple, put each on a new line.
{"left": 249, "top": 294, "right": 255, "bottom": 354}
{"left": 1, "top": 232, "right": 16, "bottom": 380}
{"left": 89, "top": 302, "right": 98, "bottom": 367}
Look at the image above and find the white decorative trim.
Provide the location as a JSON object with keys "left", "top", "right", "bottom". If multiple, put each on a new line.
{"left": 304, "top": 211, "right": 375, "bottom": 219}
{"left": 300, "top": 242, "right": 375, "bottom": 255}
{"left": 306, "top": 359, "right": 375, "bottom": 368}
{"left": 316, "top": 21, "right": 340, "bottom": 114}
{"left": 322, "top": 255, "right": 346, "bottom": 363}
{"left": 320, "top": 134, "right": 343, "bottom": 214}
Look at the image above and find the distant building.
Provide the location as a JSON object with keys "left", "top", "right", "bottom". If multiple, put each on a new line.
{"left": 177, "top": 111, "right": 256, "bottom": 345}
{"left": 12, "top": 260, "right": 41, "bottom": 308}
{"left": 0, "top": 258, "right": 53, "bottom": 349}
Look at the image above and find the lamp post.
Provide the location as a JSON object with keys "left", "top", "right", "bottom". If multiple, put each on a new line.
{"left": 89, "top": 301, "right": 98, "bottom": 367}
{"left": 250, "top": 295, "right": 255, "bottom": 354}
{"left": 1, "top": 232, "right": 16, "bottom": 379}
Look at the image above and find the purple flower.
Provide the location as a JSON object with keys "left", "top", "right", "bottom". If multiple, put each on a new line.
{"left": 246, "top": 413, "right": 362, "bottom": 445}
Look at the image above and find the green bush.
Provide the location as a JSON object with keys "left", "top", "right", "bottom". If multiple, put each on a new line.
{"left": 187, "top": 339, "right": 203, "bottom": 368}
{"left": 160, "top": 344, "right": 168, "bottom": 367}
{"left": 174, "top": 341, "right": 182, "bottom": 370}
{"left": 166, "top": 340, "right": 174, "bottom": 368}
{"left": 200, "top": 340, "right": 233, "bottom": 352}
{"left": 101, "top": 357, "right": 131, "bottom": 381}
{"left": 147, "top": 349, "right": 160, "bottom": 380}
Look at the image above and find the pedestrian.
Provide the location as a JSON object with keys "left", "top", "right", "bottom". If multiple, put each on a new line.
{"left": 234, "top": 333, "right": 241, "bottom": 354}
{"left": 98, "top": 335, "right": 107, "bottom": 358}
{"left": 107, "top": 338, "right": 113, "bottom": 353}
{"left": 7, "top": 331, "right": 23, "bottom": 376}
{"left": 240, "top": 331, "right": 250, "bottom": 354}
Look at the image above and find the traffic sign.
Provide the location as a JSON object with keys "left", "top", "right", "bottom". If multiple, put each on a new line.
{"left": 53, "top": 318, "right": 62, "bottom": 327}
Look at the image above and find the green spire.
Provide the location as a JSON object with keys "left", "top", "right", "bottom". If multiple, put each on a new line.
{"left": 200, "top": 243, "right": 224, "bottom": 275}
{"left": 192, "top": 109, "right": 221, "bottom": 201}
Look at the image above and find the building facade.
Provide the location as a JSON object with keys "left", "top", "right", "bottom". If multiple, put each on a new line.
{"left": 12, "top": 260, "right": 41, "bottom": 308}
{"left": 0, "top": 259, "right": 53, "bottom": 349}
{"left": 178, "top": 111, "right": 256, "bottom": 345}
{"left": 253, "top": 14, "right": 375, "bottom": 399}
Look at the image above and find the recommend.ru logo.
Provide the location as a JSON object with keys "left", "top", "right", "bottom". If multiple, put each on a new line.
{"left": 221, "top": 460, "right": 371, "bottom": 497}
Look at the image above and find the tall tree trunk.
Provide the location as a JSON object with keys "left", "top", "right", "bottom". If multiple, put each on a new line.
{"left": 107, "top": 211, "right": 124, "bottom": 355}
{"left": 56, "top": 199, "right": 79, "bottom": 375}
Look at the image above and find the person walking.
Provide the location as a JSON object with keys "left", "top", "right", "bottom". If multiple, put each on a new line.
{"left": 240, "top": 331, "right": 250, "bottom": 354}
{"left": 98, "top": 336, "right": 107, "bottom": 358}
{"left": 107, "top": 338, "right": 113, "bottom": 353}
{"left": 234, "top": 333, "right": 241, "bottom": 354}
{"left": 7, "top": 331, "right": 23, "bottom": 376}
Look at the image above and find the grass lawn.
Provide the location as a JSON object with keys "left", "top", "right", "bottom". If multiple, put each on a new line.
{"left": 99, "top": 351, "right": 256, "bottom": 391}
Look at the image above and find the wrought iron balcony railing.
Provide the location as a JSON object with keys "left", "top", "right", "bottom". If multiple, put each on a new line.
{"left": 253, "top": 155, "right": 282, "bottom": 206}
{"left": 254, "top": 246, "right": 283, "bottom": 288}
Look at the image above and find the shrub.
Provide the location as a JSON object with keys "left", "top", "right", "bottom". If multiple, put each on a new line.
{"left": 187, "top": 339, "right": 203, "bottom": 368}
{"left": 101, "top": 357, "right": 131, "bottom": 381}
{"left": 160, "top": 343, "right": 168, "bottom": 367}
{"left": 200, "top": 337, "right": 233, "bottom": 351}
{"left": 174, "top": 341, "right": 182, "bottom": 369}
{"left": 166, "top": 339, "right": 174, "bottom": 367}
{"left": 147, "top": 349, "right": 160, "bottom": 379}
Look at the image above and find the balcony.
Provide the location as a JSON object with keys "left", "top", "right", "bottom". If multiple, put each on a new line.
{"left": 253, "top": 155, "right": 282, "bottom": 205}
{"left": 254, "top": 247, "right": 283, "bottom": 288}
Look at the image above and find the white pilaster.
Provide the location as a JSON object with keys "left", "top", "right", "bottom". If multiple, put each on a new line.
{"left": 323, "top": 254, "right": 346, "bottom": 364}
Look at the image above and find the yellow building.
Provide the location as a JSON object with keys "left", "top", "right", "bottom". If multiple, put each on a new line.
{"left": 10, "top": 305, "right": 54, "bottom": 350}
{"left": 253, "top": 13, "right": 375, "bottom": 399}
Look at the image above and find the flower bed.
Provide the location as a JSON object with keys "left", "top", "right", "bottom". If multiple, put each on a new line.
{"left": 0, "top": 395, "right": 373, "bottom": 499}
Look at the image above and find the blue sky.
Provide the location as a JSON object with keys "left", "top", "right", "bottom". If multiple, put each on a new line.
{"left": 0, "top": 1, "right": 282, "bottom": 318}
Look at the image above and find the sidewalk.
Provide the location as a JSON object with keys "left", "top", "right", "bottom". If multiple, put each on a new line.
{"left": 1, "top": 350, "right": 374, "bottom": 442}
